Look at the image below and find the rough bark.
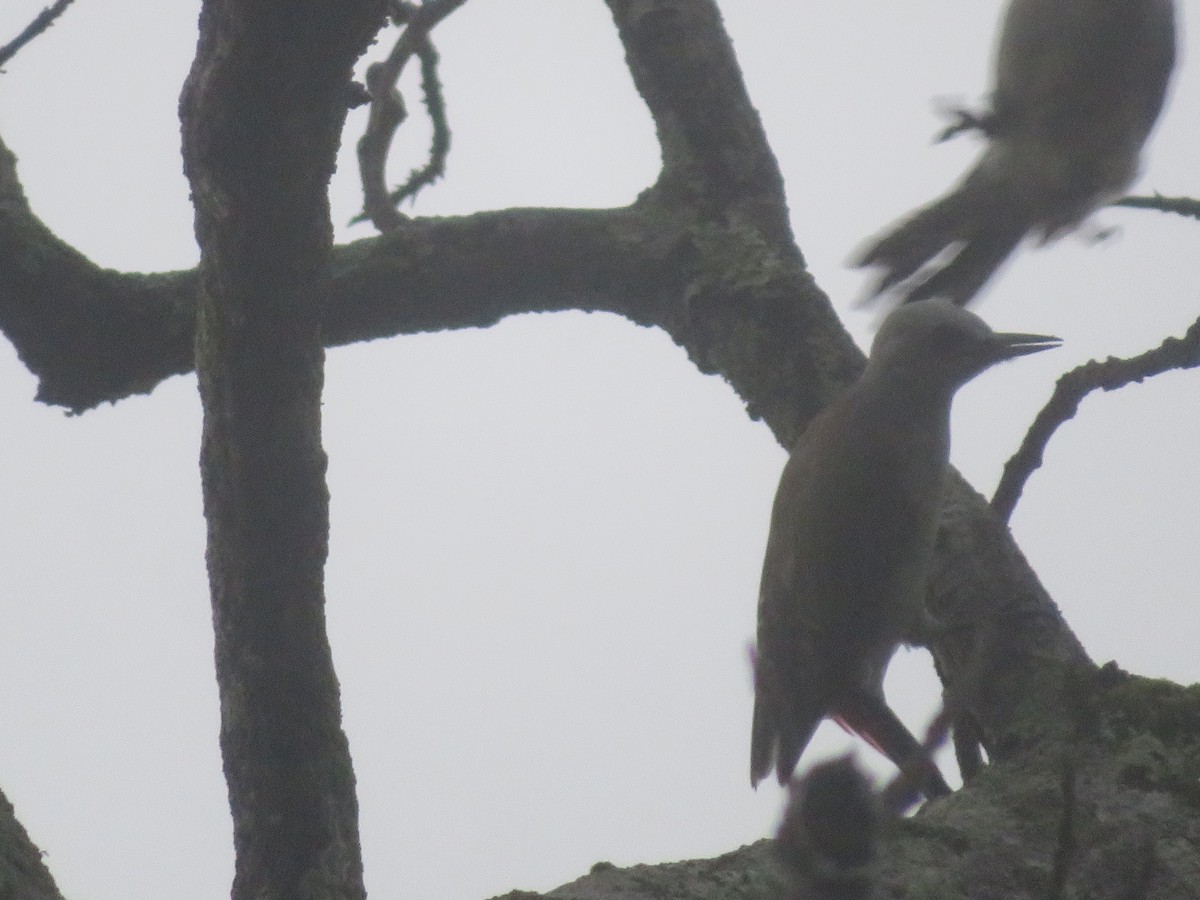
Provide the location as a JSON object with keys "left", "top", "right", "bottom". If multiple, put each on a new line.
{"left": 0, "top": 788, "right": 62, "bottom": 900}
{"left": 492, "top": 670, "right": 1200, "bottom": 900}
{"left": 178, "top": 0, "right": 384, "bottom": 897}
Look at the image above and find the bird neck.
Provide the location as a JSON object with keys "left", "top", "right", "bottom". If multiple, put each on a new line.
{"left": 856, "top": 365, "right": 959, "bottom": 424}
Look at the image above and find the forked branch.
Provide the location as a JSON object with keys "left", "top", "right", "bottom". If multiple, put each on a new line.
{"left": 357, "top": 0, "right": 467, "bottom": 230}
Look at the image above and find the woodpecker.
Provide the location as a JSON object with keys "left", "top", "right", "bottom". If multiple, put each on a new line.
{"left": 750, "top": 299, "right": 1060, "bottom": 797}
{"left": 854, "top": 0, "right": 1176, "bottom": 305}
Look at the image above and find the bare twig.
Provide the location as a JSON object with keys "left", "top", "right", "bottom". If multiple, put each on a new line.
{"left": 1114, "top": 193, "right": 1200, "bottom": 221}
{"left": 356, "top": 0, "right": 467, "bottom": 231}
{"left": 389, "top": 36, "right": 450, "bottom": 205}
{"left": 0, "top": 0, "right": 76, "bottom": 69}
{"left": 992, "top": 314, "right": 1200, "bottom": 521}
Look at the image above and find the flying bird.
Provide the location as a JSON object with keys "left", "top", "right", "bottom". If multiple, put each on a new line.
{"left": 750, "top": 299, "right": 1060, "bottom": 797}
{"left": 854, "top": 0, "right": 1177, "bottom": 305}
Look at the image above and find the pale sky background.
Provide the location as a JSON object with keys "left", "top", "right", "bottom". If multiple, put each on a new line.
{"left": 0, "top": 2, "right": 1196, "bottom": 899}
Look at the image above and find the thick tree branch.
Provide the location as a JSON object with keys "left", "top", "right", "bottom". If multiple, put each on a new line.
{"left": 180, "top": 0, "right": 384, "bottom": 896}
{"left": 0, "top": 135, "right": 197, "bottom": 413}
{"left": 520, "top": 669, "right": 1200, "bottom": 900}
{"left": 0, "top": 147, "right": 846, "bottom": 427}
{"left": 0, "top": 787, "right": 63, "bottom": 899}
{"left": 0, "top": 171, "right": 690, "bottom": 410}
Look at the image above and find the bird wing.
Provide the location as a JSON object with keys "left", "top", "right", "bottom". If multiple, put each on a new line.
{"left": 856, "top": 0, "right": 1177, "bottom": 304}
{"left": 750, "top": 434, "right": 838, "bottom": 787}
{"left": 993, "top": 0, "right": 1176, "bottom": 218}
{"left": 1126, "top": 0, "right": 1177, "bottom": 144}
{"left": 854, "top": 175, "right": 1027, "bottom": 306}
{"left": 995, "top": 0, "right": 1175, "bottom": 145}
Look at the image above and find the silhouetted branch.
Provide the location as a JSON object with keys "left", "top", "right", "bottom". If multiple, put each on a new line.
{"left": 1114, "top": 193, "right": 1200, "bottom": 221}
{"left": 179, "top": 0, "right": 384, "bottom": 893}
{"left": 357, "top": 0, "right": 466, "bottom": 230}
{"left": 993, "top": 314, "right": 1200, "bottom": 520}
{"left": 0, "top": 0, "right": 76, "bottom": 69}
{"left": 383, "top": 34, "right": 449, "bottom": 205}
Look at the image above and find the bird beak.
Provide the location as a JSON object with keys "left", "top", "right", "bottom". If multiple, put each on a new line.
{"left": 993, "top": 332, "right": 1062, "bottom": 359}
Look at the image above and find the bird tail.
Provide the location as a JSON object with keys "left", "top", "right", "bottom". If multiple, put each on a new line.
{"left": 750, "top": 688, "right": 823, "bottom": 788}
{"left": 852, "top": 174, "right": 1028, "bottom": 306}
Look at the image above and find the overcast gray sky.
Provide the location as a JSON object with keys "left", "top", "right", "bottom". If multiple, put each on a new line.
{"left": 0, "top": 2, "right": 1196, "bottom": 898}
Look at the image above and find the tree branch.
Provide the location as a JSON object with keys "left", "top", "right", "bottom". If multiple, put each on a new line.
{"left": 0, "top": 786, "right": 63, "bottom": 899}
{"left": 0, "top": 0, "right": 76, "bottom": 69}
{"left": 357, "top": 0, "right": 468, "bottom": 230}
{"left": 992, "top": 314, "right": 1200, "bottom": 522}
{"left": 180, "top": 0, "right": 385, "bottom": 895}
{"left": 1113, "top": 193, "right": 1200, "bottom": 221}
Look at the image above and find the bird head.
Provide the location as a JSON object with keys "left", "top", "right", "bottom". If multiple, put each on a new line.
{"left": 867, "top": 298, "right": 1061, "bottom": 392}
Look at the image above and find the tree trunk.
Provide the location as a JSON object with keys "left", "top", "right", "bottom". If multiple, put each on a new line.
{"left": 179, "top": 1, "right": 384, "bottom": 896}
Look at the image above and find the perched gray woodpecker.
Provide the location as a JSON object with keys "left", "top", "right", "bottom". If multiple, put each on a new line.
{"left": 750, "top": 299, "right": 1060, "bottom": 797}
{"left": 854, "top": 0, "right": 1176, "bottom": 305}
